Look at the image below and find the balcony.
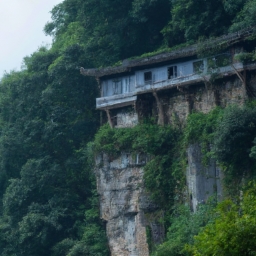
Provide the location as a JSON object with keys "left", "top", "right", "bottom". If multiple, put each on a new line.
{"left": 96, "top": 62, "right": 245, "bottom": 109}
{"left": 96, "top": 92, "right": 136, "bottom": 109}
{"left": 136, "top": 62, "right": 244, "bottom": 94}
{"left": 136, "top": 73, "right": 203, "bottom": 94}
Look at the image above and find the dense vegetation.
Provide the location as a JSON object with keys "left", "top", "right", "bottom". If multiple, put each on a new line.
{"left": 0, "top": 0, "right": 256, "bottom": 255}
{"left": 94, "top": 122, "right": 184, "bottom": 209}
{"left": 151, "top": 104, "right": 256, "bottom": 255}
{"left": 186, "top": 183, "right": 256, "bottom": 256}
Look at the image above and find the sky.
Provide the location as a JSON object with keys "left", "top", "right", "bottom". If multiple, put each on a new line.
{"left": 0, "top": 0, "right": 63, "bottom": 78}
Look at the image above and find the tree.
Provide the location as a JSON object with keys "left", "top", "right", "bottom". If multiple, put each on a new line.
{"left": 214, "top": 105, "right": 256, "bottom": 176}
{"left": 161, "top": 0, "right": 232, "bottom": 46}
{"left": 186, "top": 183, "right": 256, "bottom": 256}
{"left": 229, "top": 0, "right": 256, "bottom": 32}
{"left": 0, "top": 43, "right": 106, "bottom": 255}
{"left": 152, "top": 202, "right": 216, "bottom": 256}
{"left": 45, "top": 0, "right": 171, "bottom": 66}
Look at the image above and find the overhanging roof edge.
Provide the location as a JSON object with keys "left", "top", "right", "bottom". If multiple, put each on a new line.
{"left": 80, "top": 26, "right": 256, "bottom": 78}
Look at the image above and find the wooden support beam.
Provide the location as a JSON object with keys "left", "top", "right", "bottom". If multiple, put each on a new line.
{"left": 202, "top": 75, "right": 213, "bottom": 88}
{"left": 152, "top": 91, "right": 164, "bottom": 126}
{"left": 177, "top": 85, "right": 185, "bottom": 93}
{"left": 231, "top": 64, "right": 245, "bottom": 84}
{"left": 105, "top": 109, "right": 114, "bottom": 128}
{"left": 231, "top": 64, "right": 247, "bottom": 99}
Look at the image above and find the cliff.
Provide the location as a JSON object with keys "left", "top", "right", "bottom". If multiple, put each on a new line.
{"left": 95, "top": 153, "right": 163, "bottom": 255}
{"left": 93, "top": 71, "right": 256, "bottom": 255}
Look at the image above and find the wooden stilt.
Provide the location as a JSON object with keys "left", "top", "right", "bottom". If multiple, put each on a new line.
{"left": 105, "top": 109, "right": 114, "bottom": 128}
{"left": 152, "top": 91, "right": 164, "bottom": 126}
{"left": 231, "top": 64, "right": 247, "bottom": 99}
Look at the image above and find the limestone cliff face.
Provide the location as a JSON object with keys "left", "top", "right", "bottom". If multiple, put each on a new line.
{"left": 186, "top": 144, "right": 223, "bottom": 212}
{"left": 95, "top": 76, "right": 253, "bottom": 255}
{"left": 95, "top": 153, "right": 164, "bottom": 256}
{"left": 95, "top": 145, "right": 224, "bottom": 255}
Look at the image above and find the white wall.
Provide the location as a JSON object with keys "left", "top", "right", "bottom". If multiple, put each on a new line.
{"left": 101, "top": 58, "right": 206, "bottom": 96}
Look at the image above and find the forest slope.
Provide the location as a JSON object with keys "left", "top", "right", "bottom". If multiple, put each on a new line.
{"left": 0, "top": 0, "right": 255, "bottom": 255}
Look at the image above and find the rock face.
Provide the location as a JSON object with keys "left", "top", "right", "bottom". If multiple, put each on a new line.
{"left": 186, "top": 144, "right": 223, "bottom": 212}
{"left": 116, "top": 110, "right": 138, "bottom": 128}
{"left": 151, "top": 77, "right": 246, "bottom": 126}
{"left": 95, "top": 153, "right": 164, "bottom": 256}
{"left": 95, "top": 76, "right": 251, "bottom": 255}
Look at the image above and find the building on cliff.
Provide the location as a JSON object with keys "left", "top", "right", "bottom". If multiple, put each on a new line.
{"left": 81, "top": 26, "right": 256, "bottom": 128}
{"left": 80, "top": 27, "right": 256, "bottom": 256}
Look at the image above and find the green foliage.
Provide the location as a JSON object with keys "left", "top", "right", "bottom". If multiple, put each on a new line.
{"left": 214, "top": 105, "right": 256, "bottom": 176}
{"left": 0, "top": 0, "right": 256, "bottom": 254}
{"left": 128, "top": 42, "right": 192, "bottom": 61}
{"left": 146, "top": 226, "right": 154, "bottom": 253}
{"left": 45, "top": 0, "right": 171, "bottom": 66}
{"left": 94, "top": 103, "right": 256, "bottom": 254}
{"left": 186, "top": 183, "right": 256, "bottom": 256}
{"left": 152, "top": 202, "right": 217, "bottom": 256}
{"left": 52, "top": 198, "right": 109, "bottom": 256}
{"left": 94, "top": 122, "right": 178, "bottom": 156}
{"left": 234, "top": 50, "right": 256, "bottom": 63}
{"left": 183, "top": 103, "right": 256, "bottom": 178}
{"left": 183, "top": 108, "right": 223, "bottom": 164}
{"left": 0, "top": 41, "right": 107, "bottom": 255}
{"left": 94, "top": 122, "right": 183, "bottom": 208}
{"left": 207, "top": 54, "right": 231, "bottom": 69}
{"left": 162, "top": 0, "right": 232, "bottom": 46}
{"left": 250, "top": 138, "right": 256, "bottom": 160}
{"left": 184, "top": 108, "right": 223, "bottom": 144}
{"left": 229, "top": 0, "right": 256, "bottom": 32}
{"left": 222, "top": 0, "right": 245, "bottom": 16}
{"left": 43, "top": 0, "right": 256, "bottom": 61}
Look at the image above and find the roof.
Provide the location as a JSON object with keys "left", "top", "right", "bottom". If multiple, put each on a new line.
{"left": 80, "top": 26, "right": 256, "bottom": 78}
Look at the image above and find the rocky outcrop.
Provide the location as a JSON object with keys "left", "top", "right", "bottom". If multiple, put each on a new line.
{"left": 186, "top": 144, "right": 223, "bottom": 212}
{"left": 95, "top": 75, "right": 250, "bottom": 255}
{"left": 95, "top": 153, "right": 164, "bottom": 256}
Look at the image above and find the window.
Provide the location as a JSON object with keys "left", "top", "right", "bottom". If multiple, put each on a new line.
{"left": 123, "top": 78, "right": 130, "bottom": 93}
{"left": 168, "top": 66, "right": 177, "bottom": 79}
{"left": 102, "top": 81, "right": 111, "bottom": 96}
{"left": 144, "top": 71, "right": 152, "bottom": 84}
{"left": 102, "top": 82, "right": 107, "bottom": 96}
{"left": 193, "top": 60, "right": 204, "bottom": 73}
{"left": 113, "top": 80, "right": 122, "bottom": 95}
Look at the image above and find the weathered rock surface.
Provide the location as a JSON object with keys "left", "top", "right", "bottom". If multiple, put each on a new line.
{"left": 95, "top": 76, "right": 249, "bottom": 255}
{"left": 186, "top": 143, "right": 223, "bottom": 212}
{"left": 95, "top": 153, "right": 164, "bottom": 256}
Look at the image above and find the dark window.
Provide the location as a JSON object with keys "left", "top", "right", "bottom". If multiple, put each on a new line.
{"left": 144, "top": 71, "right": 152, "bottom": 84}
{"left": 102, "top": 82, "right": 107, "bottom": 96}
{"left": 193, "top": 60, "right": 204, "bottom": 73}
{"left": 168, "top": 66, "right": 177, "bottom": 79}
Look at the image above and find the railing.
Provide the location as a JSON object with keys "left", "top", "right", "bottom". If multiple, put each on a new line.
{"left": 96, "top": 62, "right": 249, "bottom": 109}
{"left": 136, "top": 73, "right": 202, "bottom": 93}
{"left": 96, "top": 92, "right": 136, "bottom": 109}
{"left": 136, "top": 62, "right": 245, "bottom": 93}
